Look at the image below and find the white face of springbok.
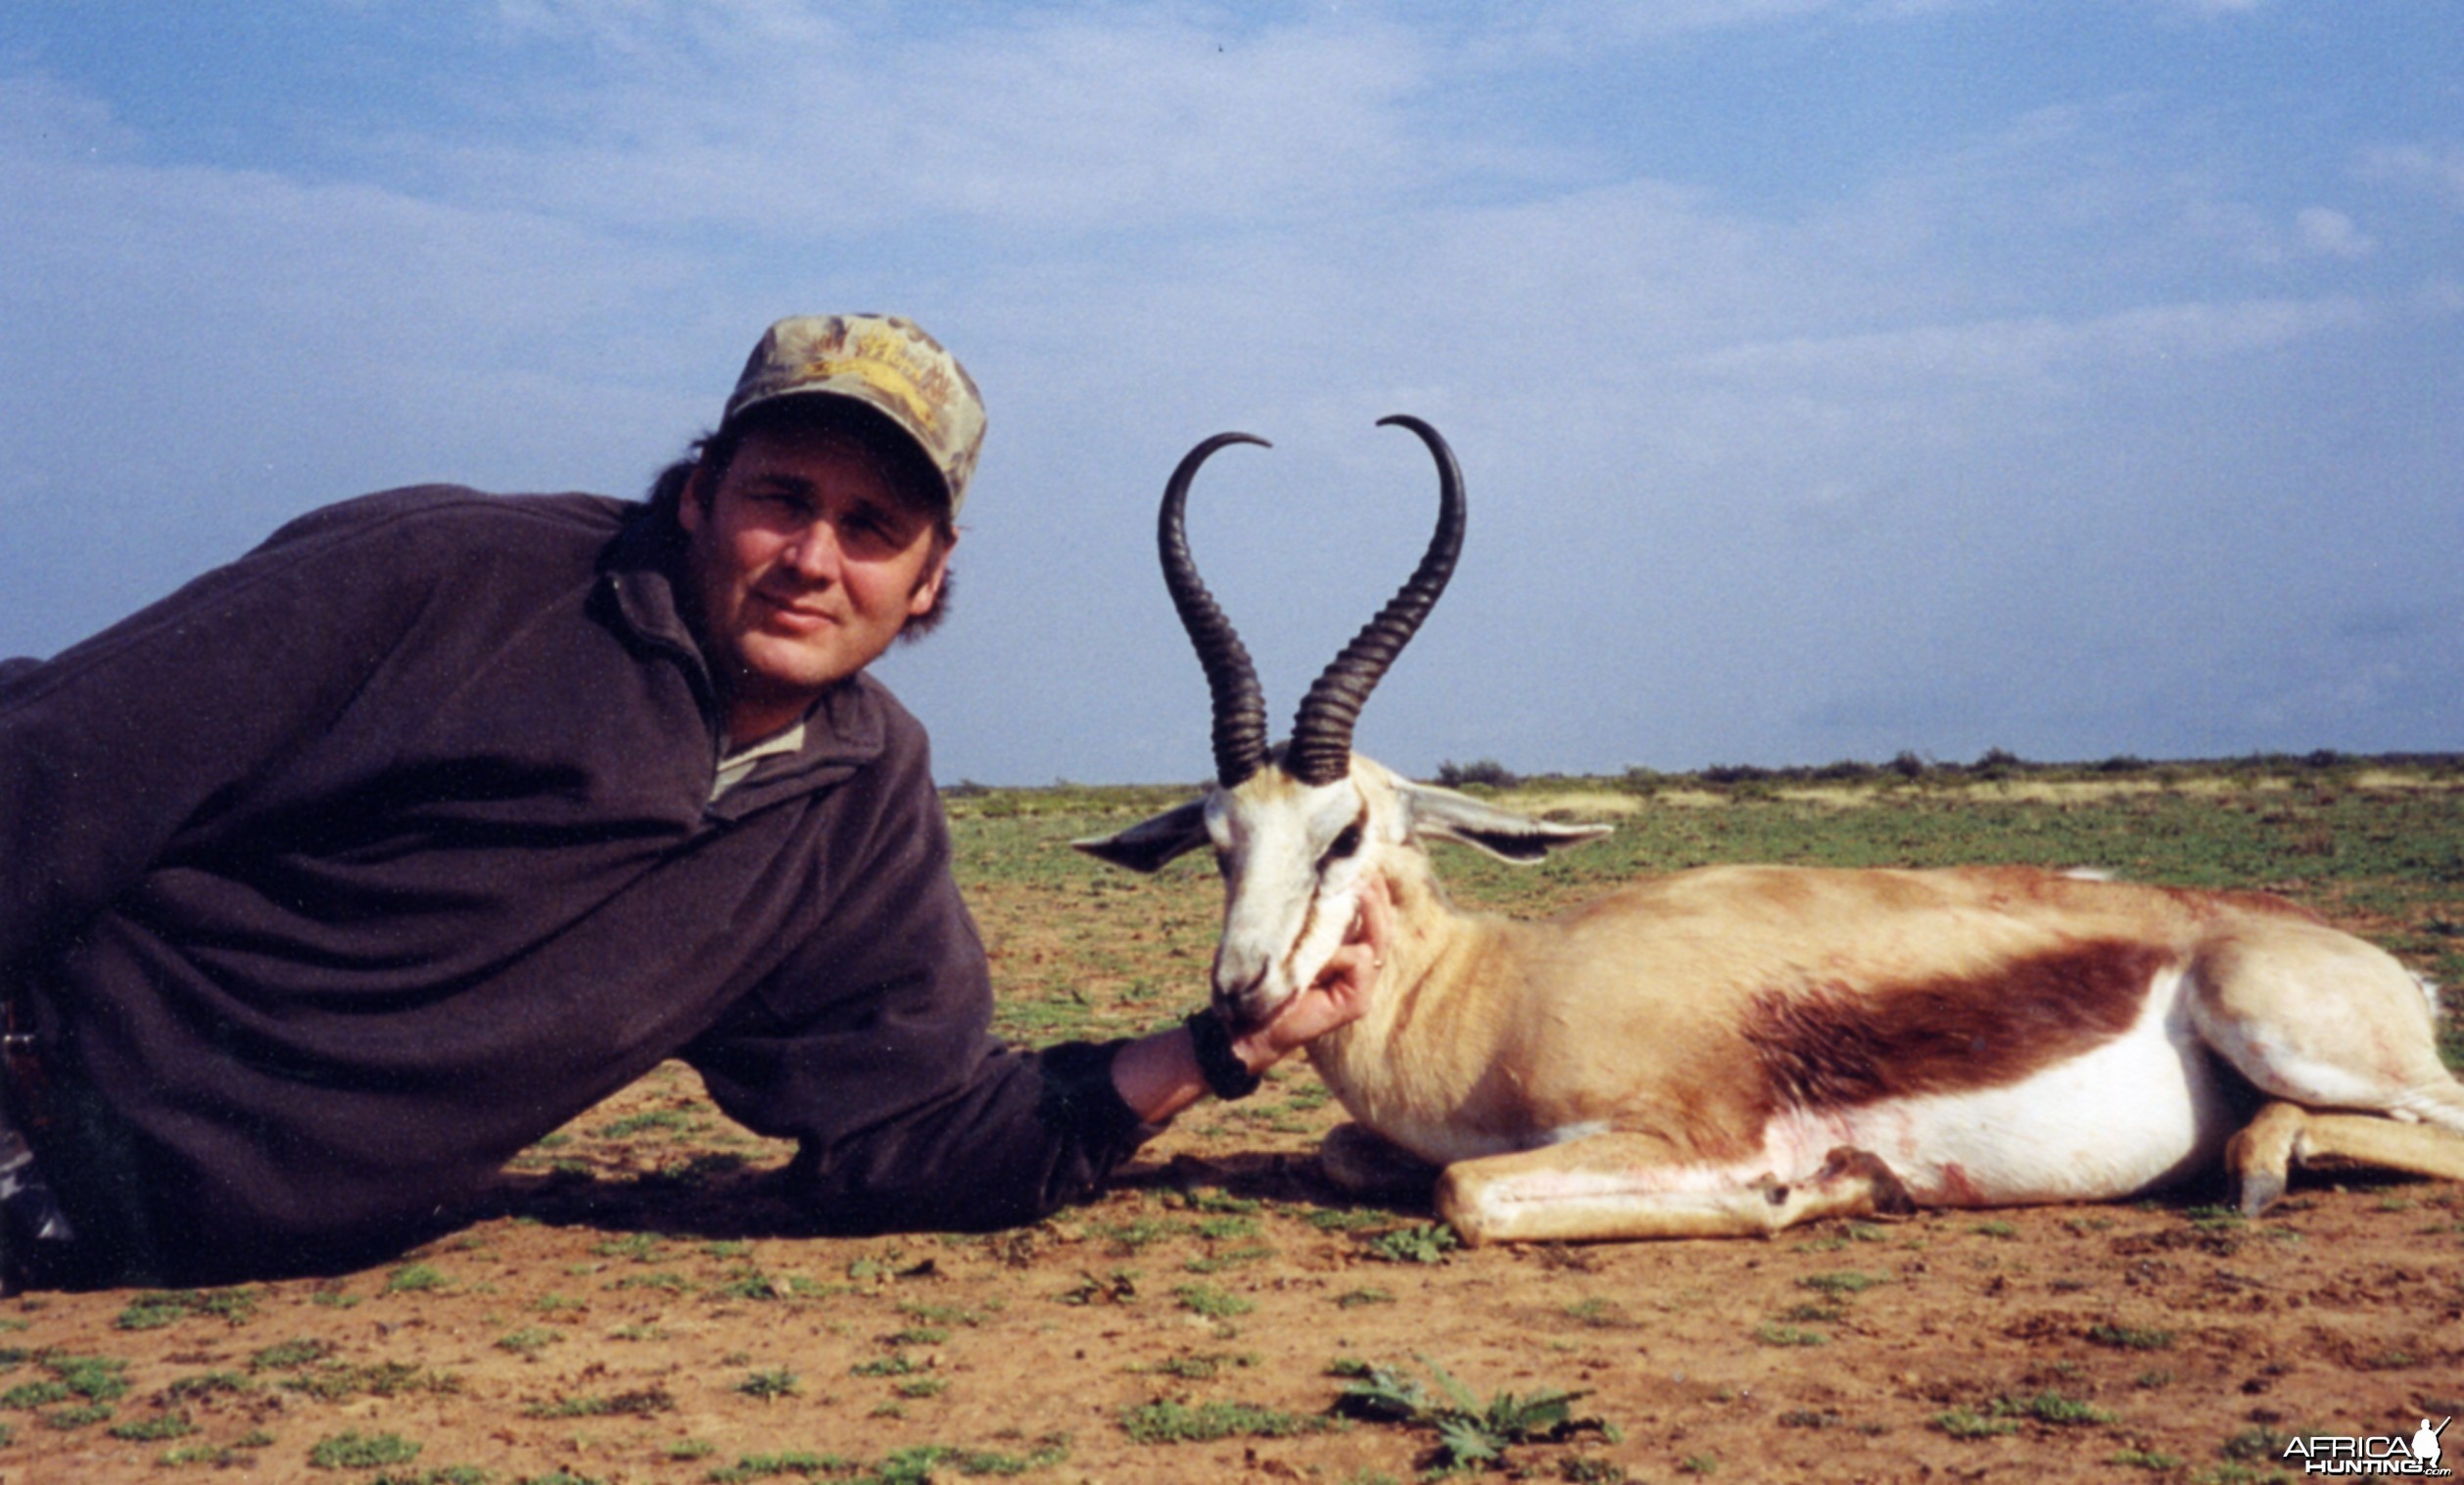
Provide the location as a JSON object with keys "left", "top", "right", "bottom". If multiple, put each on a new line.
{"left": 1073, "top": 416, "right": 1610, "bottom": 1029}
{"left": 1080, "top": 751, "right": 1607, "bottom": 1028}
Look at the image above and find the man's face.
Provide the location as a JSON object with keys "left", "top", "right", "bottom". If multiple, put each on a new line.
{"left": 678, "top": 421, "right": 951, "bottom": 741}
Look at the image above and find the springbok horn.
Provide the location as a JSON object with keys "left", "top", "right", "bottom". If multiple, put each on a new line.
{"left": 1285, "top": 415, "right": 1465, "bottom": 788}
{"left": 1161, "top": 432, "right": 1273, "bottom": 789}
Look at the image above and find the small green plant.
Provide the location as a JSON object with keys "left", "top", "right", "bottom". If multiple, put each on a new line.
{"left": 1094, "top": 1216, "right": 1189, "bottom": 1252}
{"left": 1305, "top": 1207, "right": 1393, "bottom": 1231}
{"left": 523, "top": 1386, "right": 674, "bottom": 1418}
{"left": 496, "top": 1326, "right": 561, "bottom": 1357}
{"left": 1334, "top": 1356, "right": 1613, "bottom": 1472}
{"left": 1363, "top": 1223, "right": 1459, "bottom": 1264}
{"left": 384, "top": 1264, "right": 448, "bottom": 1294}
{"left": 711, "top": 1266, "right": 788, "bottom": 1302}
{"left": 1121, "top": 1398, "right": 1330, "bottom": 1444}
{"left": 1934, "top": 1407, "right": 2020, "bottom": 1439}
{"left": 1993, "top": 1391, "right": 2116, "bottom": 1426}
{"left": 1753, "top": 1323, "right": 1828, "bottom": 1347}
{"left": 250, "top": 1337, "right": 337, "bottom": 1371}
{"left": 598, "top": 1109, "right": 698, "bottom": 1138}
{"left": 1172, "top": 1283, "right": 1255, "bottom": 1319}
{"left": 116, "top": 1288, "right": 260, "bottom": 1330}
{"left": 1798, "top": 1269, "right": 1885, "bottom": 1294}
{"left": 308, "top": 1429, "right": 422, "bottom": 1468}
{"left": 0, "top": 1379, "right": 71, "bottom": 1409}
{"left": 2186, "top": 1205, "right": 2249, "bottom": 1232}
{"left": 108, "top": 1412, "right": 197, "bottom": 1441}
{"left": 735, "top": 1367, "right": 800, "bottom": 1401}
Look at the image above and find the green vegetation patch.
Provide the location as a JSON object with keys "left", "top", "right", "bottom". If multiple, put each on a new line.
{"left": 1121, "top": 1398, "right": 1332, "bottom": 1445}
{"left": 116, "top": 1287, "right": 260, "bottom": 1330}
{"left": 1334, "top": 1356, "right": 1615, "bottom": 1473}
{"left": 308, "top": 1429, "right": 422, "bottom": 1468}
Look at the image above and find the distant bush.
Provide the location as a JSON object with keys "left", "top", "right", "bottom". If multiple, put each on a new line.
{"left": 1617, "top": 766, "right": 1672, "bottom": 796}
{"left": 1970, "top": 747, "right": 2026, "bottom": 780}
{"left": 1435, "top": 758, "right": 1520, "bottom": 790}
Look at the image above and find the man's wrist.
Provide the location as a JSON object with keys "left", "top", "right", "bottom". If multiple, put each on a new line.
{"left": 1182, "top": 1009, "right": 1263, "bottom": 1101}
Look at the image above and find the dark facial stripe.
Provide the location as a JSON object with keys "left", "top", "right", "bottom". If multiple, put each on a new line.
{"left": 1740, "top": 939, "right": 2169, "bottom": 1113}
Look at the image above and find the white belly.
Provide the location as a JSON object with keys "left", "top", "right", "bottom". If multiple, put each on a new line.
{"left": 1766, "top": 963, "right": 2234, "bottom": 1204}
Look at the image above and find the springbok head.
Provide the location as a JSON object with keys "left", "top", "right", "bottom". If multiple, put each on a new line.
{"left": 1075, "top": 416, "right": 1610, "bottom": 1030}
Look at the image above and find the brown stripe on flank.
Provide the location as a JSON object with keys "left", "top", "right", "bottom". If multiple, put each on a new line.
{"left": 1741, "top": 939, "right": 2169, "bottom": 1110}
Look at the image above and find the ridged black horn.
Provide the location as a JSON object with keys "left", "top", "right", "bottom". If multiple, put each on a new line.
{"left": 1161, "top": 432, "right": 1272, "bottom": 789}
{"left": 1285, "top": 416, "right": 1465, "bottom": 788}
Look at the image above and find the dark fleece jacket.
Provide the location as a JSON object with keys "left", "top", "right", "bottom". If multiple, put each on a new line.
{"left": 0, "top": 487, "right": 1150, "bottom": 1283}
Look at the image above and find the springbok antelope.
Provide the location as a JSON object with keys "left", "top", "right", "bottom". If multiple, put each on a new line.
{"left": 1078, "top": 416, "right": 2464, "bottom": 1245}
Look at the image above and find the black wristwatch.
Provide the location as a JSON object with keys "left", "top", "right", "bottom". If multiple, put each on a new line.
{"left": 1183, "top": 1009, "right": 1263, "bottom": 1101}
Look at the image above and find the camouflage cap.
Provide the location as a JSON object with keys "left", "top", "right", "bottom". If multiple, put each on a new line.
{"left": 722, "top": 313, "right": 987, "bottom": 516}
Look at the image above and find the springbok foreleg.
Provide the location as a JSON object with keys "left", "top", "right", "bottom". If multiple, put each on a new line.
{"left": 2226, "top": 1101, "right": 2464, "bottom": 1217}
{"left": 1436, "top": 1137, "right": 1915, "bottom": 1247}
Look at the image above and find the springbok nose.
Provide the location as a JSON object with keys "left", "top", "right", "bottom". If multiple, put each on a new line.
{"left": 1211, "top": 946, "right": 1270, "bottom": 1007}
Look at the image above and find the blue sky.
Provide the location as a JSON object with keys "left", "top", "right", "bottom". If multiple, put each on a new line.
{"left": 4, "top": 1, "right": 2458, "bottom": 784}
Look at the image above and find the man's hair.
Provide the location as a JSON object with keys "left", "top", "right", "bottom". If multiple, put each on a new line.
{"left": 648, "top": 397, "right": 957, "bottom": 642}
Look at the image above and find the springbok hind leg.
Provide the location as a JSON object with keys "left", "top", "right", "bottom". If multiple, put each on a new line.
{"left": 1436, "top": 1137, "right": 1915, "bottom": 1247}
{"left": 2228, "top": 1100, "right": 2464, "bottom": 1217}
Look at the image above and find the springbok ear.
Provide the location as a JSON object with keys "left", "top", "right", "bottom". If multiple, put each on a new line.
{"left": 1398, "top": 782, "right": 1614, "bottom": 864}
{"left": 1071, "top": 798, "right": 1212, "bottom": 874}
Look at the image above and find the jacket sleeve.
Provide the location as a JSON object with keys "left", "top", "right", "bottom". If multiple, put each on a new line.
{"left": 681, "top": 728, "right": 1163, "bottom": 1234}
{"left": 0, "top": 498, "right": 445, "bottom": 983}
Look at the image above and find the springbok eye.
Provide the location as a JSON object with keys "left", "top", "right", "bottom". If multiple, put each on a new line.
{"left": 1319, "top": 821, "right": 1365, "bottom": 869}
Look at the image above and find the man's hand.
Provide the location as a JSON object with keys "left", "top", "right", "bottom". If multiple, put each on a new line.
{"left": 1230, "top": 870, "right": 1394, "bottom": 1073}
{"left": 1108, "top": 872, "right": 1395, "bottom": 1124}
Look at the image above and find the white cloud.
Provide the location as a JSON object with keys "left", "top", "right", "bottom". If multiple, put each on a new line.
{"left": 413, "top": 5, "right": 1456, "bottom": 239}
{"left": 2359, "top": 142, "right": 2464, "bottom": 214}
{"left": 2295, "top": 206, "right": 2373, "bottom": 260}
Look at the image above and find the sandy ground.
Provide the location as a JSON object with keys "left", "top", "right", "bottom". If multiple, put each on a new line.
{"left": 5, "top": 777, "right": 2459, "bottom": 1483}
{"left": 1, "top": 1057, "right": 2456, "bottom": 1484}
